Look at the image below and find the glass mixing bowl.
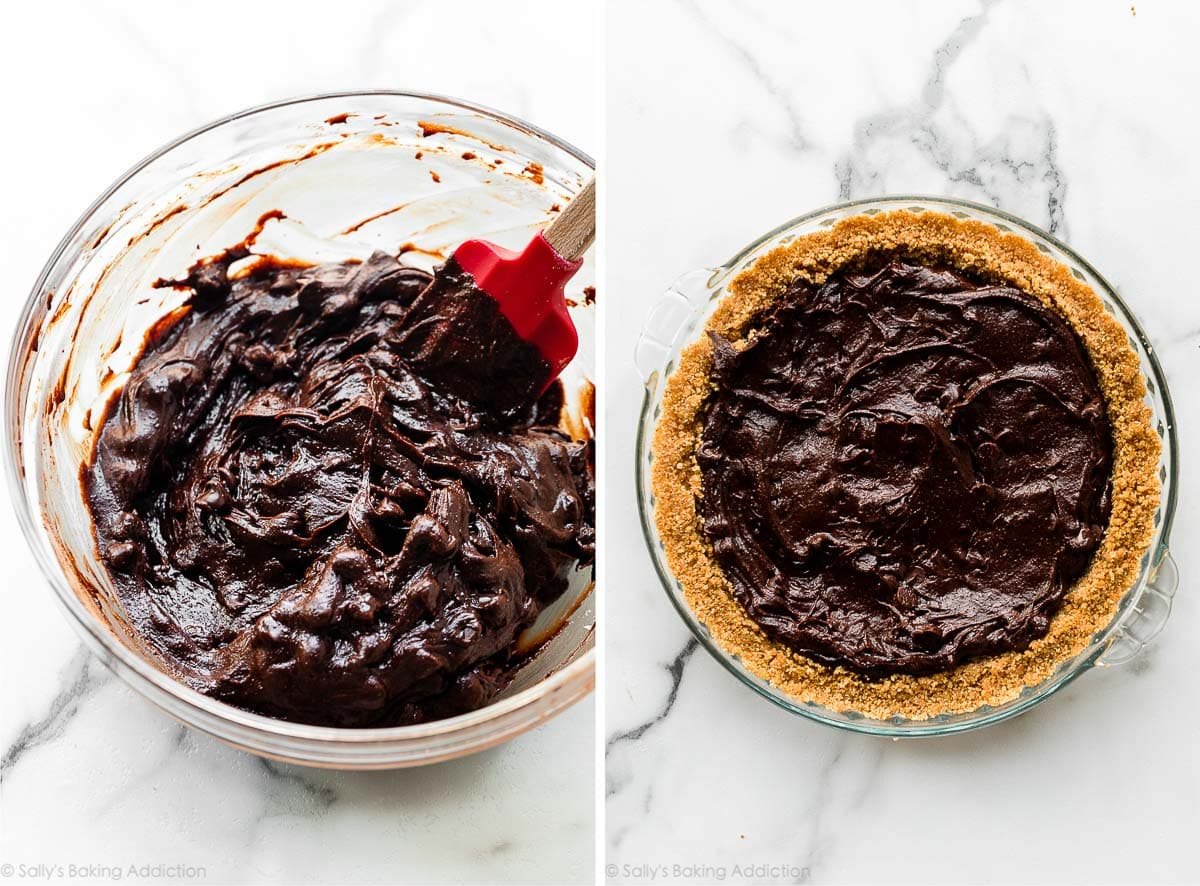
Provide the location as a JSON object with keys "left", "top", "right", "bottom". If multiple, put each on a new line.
{"left": 635, "top": 195, "right": 1178, "bottom": 737}
{"left": 6, "top": 91, "right": 595, "bottom": 768}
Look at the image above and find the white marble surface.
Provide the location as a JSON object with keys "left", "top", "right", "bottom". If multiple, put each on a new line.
{"left": 606, "top": 2, "right": 1200, "bottom": 884}
{"left": 0, "top": 2, "right": 595, "bottom": 884}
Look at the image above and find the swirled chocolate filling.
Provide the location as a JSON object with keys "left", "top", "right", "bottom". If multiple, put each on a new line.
{"left": 697, "top": 258, "right": 1112, "bottom": 677}
{"left": 85, "top": 248, "right": 593, "bottom": 727}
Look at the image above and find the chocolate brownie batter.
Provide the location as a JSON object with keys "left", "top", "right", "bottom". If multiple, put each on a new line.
{"left": 85, "top": 246, "right": 593, "bottom": 727}
{"left": 697, "top": 258, "right": 1112, "bottom": 677}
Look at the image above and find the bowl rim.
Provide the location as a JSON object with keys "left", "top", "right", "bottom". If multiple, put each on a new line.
{"left": 4, "top": 90, "right": 596, "bottom": 752}
{"left": 635, "top": 193, "right": 1179, "bottom": 737}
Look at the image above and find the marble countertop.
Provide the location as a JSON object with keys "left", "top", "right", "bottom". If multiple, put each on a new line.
{"left": 605, "top": 2, "right": 1200, "bottom": 883}
{"left": 0, "top": 2, "right": 595, "bottom": 884}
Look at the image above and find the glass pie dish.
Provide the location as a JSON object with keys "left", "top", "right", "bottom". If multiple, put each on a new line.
{"left": 634, "top": 195, "right": 1178, "bottom": 737}
{"left": 5, "top": 91, "right": 595, "bottom": 768}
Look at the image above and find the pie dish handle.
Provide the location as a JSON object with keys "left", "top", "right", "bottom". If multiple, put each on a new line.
{"left": 634, "top": 268, "right": 720, "bottom": 385}
{"left": 1096, "top": 550, "right": 1178, "bottom": 667}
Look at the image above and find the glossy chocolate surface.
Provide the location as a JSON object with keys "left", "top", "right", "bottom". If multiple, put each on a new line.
{"left": 698, "top": 259, "right": 1112, "bottom": 676}
{"left": 87, "top": 250, "right": 593, "bottom": 726}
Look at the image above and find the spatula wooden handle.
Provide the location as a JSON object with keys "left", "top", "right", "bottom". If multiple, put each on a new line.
{"left": 543, "top": 178, "right": 596, "bottom": 261}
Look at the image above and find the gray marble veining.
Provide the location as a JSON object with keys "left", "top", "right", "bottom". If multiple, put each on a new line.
{"left": 606, "top": 1, "right": 1200, "bottom": 882}
{"left": 0, "top": 3, "right": 596, "bottom": 884}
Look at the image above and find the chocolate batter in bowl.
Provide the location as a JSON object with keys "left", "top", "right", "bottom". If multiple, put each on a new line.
{"left": 635, "top": 197, "right": 1178, "bottom": 737}
{"left": 7, "top": 92, "right": 595, "bottom": 767}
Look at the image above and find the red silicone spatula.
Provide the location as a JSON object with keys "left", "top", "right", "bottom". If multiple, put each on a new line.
{"left": 450, "top": 177, "right": 595, "bottom": 385}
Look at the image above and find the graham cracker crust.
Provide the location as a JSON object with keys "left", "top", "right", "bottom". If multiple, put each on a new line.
{"left": 650, "top": 209, "right": 1161, "bottom": 720}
